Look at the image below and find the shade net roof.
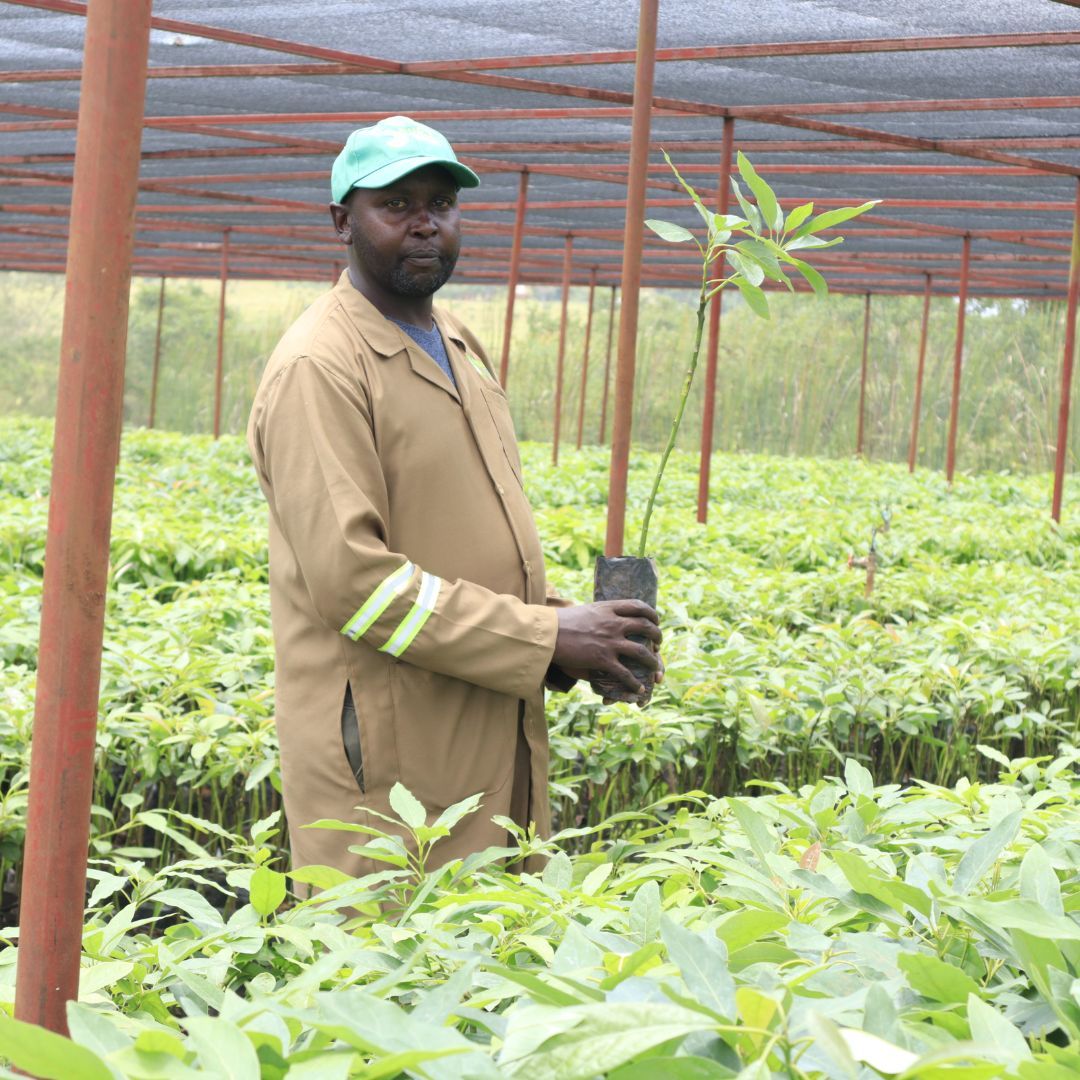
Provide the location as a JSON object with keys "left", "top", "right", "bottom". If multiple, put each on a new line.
{"left": 1, "top": 0, "right": 1078, "bottom": 298}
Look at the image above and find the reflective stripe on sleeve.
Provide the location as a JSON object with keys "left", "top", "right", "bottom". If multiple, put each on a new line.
{"left": 341, "top": 560, "right": 415, "bottom": 640}
{"left": 380, "top": 571, "right": 442, "bottom": 658}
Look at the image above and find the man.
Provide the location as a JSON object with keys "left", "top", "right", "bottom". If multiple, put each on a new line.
{"left": 248, "top": 115, "right": 660, "bottom": 878}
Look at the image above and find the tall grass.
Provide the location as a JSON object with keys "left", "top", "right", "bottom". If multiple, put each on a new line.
{"left": 0, "top": 270, "right": 1074, "bottom": 476}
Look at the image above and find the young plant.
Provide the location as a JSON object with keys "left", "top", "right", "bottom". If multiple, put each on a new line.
{"left": 636, "top": 152, "right": 879, "bottom": 556}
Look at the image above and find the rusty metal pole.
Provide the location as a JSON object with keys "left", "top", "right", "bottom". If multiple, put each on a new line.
{"left": 147, "top": 275, "right": 166, "bottom": 429}
{"left": 856, "top": 292, "right": 872, "bottom": 457}
{"left": 606, "top": 0, "right": 659, "bottom": 555}
{"left": 13, "top": 0, "right": 153, "bottom": 1037}
{"left": 697, "top": 116, "right": 735, "bottom": 523}
{"left": 213, "top": 227, "right": 231, "bottom": 439}
{"left": 598, "top": 285, "right": 617, "bottom": 444}
{"left": 500, "top": 170, "right": 529, "bottom": 388}
{"left": 552, "top": 234, "right": 573, "bottom": 466}
{"left": 1051, "top": 180, "right": 1080, "bottom": 522}
{"left": 576, "top": 265, "right": 598, "bottom": 448}
{"left": 946, "top": 234, "right": 973, "bottom": 483}
{"left": 908, "top": 273, "right": 933, "bottom": 472}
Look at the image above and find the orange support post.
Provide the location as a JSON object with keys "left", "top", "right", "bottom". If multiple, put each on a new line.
{"left": 148, "top": 275, "right": 166, "bottom": 429}
{"left": 598, "top": 285, "right": 617, "bottom": 444}
{"left": 14, "top": 0, "right": 153, "bottom": 1037}
{"left": 857, "top": 292, "right": 872, "bottom": 456}
{"left": 946, "top": 234, "right": 972, "bottom": 483}
{"left": 697, "top": 116, "right": 735, "bottom": 523}
{"left": 908, "top": 274, "right": 933, "bottom": 472}
{"left": 213, "top": 227, "right": 231, "bottom": 439}
{"left": 552, "top": 233, "right": 573, "bottom": 465}
{"left": 606, "top": 0, "right": 659, "bottom": 555}
{"left": 1052, "top": 180, "right": 1080, "bottom": 522}
{"left": 576, "top": 266, "right": 598, "bottom": 448}
{"left": 500, "top": 170, "right": 529, "bottom": 388}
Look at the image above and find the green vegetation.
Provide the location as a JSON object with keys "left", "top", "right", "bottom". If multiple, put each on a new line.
{"left": 1, "top": 269, "right": 1075, "bottom": 476}
{"left": 2, "top": 416, "right": 1080, "bottom": 1074}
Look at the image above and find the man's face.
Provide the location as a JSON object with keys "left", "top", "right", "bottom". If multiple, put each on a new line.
{"left": 337, "top": 165, "right": 461, "bottom": 299}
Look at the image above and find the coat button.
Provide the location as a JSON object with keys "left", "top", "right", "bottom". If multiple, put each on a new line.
{"left": 496, "top": 483, "right": 505, "bottom": 495}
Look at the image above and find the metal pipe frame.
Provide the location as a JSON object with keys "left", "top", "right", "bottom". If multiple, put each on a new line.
{"left": 857, "top": 293, "right": 872, "bottom": 457}
{"left": 908, "top": 274, "right": 933, "bottom": 472}
{"left": 552, "top": 233, "right": 573, "bottom": 466}
{"left": 605, "top": 0, "right": 658, "bottom": 557}
{"left": 12, "top": 0, "right": 153, "bottom": 1036}
{"left": 1052, "top": 181, "right": 1080, "bottom": 522}
{"left": 599, "top": 285, "right": 616, "bottom": 444}
{"left": 213, "top": 227, "right": 231, "bottom": 439}
{"left": 499, "top": 170, "right": 529, "bottom": 388}
{"left": 946, "top": 234, "right": 973, "bottom": 483}
{"left": 148, "top": 275, "right": 166, "bottom": 429}
{"left": 576, "top": 265, "right": 597, "bottom": 449}
{"left": 697, "top": 116, "right": 735, "bottom": 524}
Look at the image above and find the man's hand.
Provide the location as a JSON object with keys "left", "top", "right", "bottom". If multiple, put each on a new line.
{"left": 552, "top": 600, "right": 661, "bottom": 701}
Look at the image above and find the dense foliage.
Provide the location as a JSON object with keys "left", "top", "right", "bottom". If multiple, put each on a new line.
{"left": 1, "top": 416, "right": 1079, "bottom": 1076}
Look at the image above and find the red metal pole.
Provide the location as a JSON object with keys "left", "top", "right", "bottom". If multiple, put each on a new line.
{"left": 553, "top": 233, "right": 573, "bottom": 466}
{"left": 13, "top": 0, "right": 153, "bottom": 1037}
{"left": 598, "top": 285, "right": 617, "bottom": 443}
{"left": 500, "top": 170, "right": 529, "bottom": 388}
{"left": 148, "top": 275, "right": 166, "bottom": 429}
{"left": 1052, "top": 180, "right": 1080, "bottom": 522}
{"left": 857, "top": 292, "right": 871, "bottom": 456}
{"left": 697, "top": 116, "right": 735, "bottom": 523}
{"left": 606, "top": 0, "right": 659, "bottom": 555}
{"left": 576, "top": 265, "right": 598, "bottom": 448}
{"left": 213, "top": 227, "right": 231, "bottom": 439}
{"left": 908, "top": 273, "right": 933, "bottom": 471}
{"left": 946, "top": 234, "right": 973, "bottom": 483}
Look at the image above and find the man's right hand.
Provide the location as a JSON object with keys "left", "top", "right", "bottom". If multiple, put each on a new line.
{"left": 552, "top": 599, "right": 661, "bottom": 701}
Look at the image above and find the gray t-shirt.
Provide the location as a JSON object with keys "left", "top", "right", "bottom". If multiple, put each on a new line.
{"left": 388, "top": 316, "right": 456, "bottom": 388}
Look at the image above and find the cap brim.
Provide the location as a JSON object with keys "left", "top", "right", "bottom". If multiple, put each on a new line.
{"left": 345, "top": 155, "right": 480, "bottom": 195}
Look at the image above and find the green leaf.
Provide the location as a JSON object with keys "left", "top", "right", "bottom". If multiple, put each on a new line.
{"left": 736, "top": 152, "right": 782, "bottom": 233}
{"left": 729, "top": 178, "right": 762, "bottom": 233}
{"left": 838, "top": 1028, "right": 918, "bottom": 1075}
{"left": 1019, "top": 843, "right": 1063, "bottom": 917}
{"left": 794, "top": 200, "right": 879, "bottom": 237}
{"left": 388, "top": 782, "right": 427, "bottom": 829}
{"left": 966, "top": 995, "right": 1032, "bottom": 1066}
{"left": 543, "top": 850, "right": 573, "bottom": 891}
{"left": 734, "top": 279, "right": 769, "bottom": 319}
{"left": 953, "top": 810, "right": 1021, "bottom": 895}
{"left": 728, "top": 798, "right": 777, "bottom": 865}
{"left": 185, "top": 1017, "right": 262, "bottom": 1079}
{"left": 249, "top": 865, "right": 287, "bottom": 916}
{"left": 898, "top": 952, "right": 982, "bottom": 1004}
{"left": 784, "top": 202, "right": 814, "bottom": 233}
{"left": 500, "top": 1003, "right": 715, "bottom": 1078}
{"left": 611, "top": 1057, "right": 735, "bottom": 1079}
{"left": 431, "top": 791, "right": 482, "bottom": 833}
{"left": 661, "top": 916, "right": 736, "bottom": 1019}
{"left": 151, "top": 887, "right": 225, "bottom": 933}
{"left": 790, "top": 257, "right": 828, "bottom": 299}
{"left": 629, "top": 880, "right": 661, "bottom": 946}
{"left": 728, "top": 250, "right": 764, "bottom": 288}
{"left": 844, "top": 758, "right": 874, "bottom": 796}
{"left": 833, "top": 851, "right": 932, "bottom": 917}
{"left": 645, "top": 219, "right": 696, "bottom": 244}
{"left": 0, "top": 1013, "right": 114, "bottom": 1080}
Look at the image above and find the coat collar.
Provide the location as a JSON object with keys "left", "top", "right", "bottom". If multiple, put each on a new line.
{"left": 332, "top": 270, "right": 469, "bottom": 401}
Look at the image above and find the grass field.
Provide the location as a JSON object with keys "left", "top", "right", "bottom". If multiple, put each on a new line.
{"left": 2, "top": 414, "right": 1080, "bottom": 1076}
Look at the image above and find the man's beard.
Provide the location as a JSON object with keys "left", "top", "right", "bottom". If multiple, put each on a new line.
{"left": 386, "top": 250, "right": 458, "bottom": 297}
{"left": 353, "top": 230, "right": 459, "bottom": 298}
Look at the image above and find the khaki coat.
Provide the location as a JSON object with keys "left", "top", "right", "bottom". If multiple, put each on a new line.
{"left": 247, "top": 274, "right": 562, "bottom": 879}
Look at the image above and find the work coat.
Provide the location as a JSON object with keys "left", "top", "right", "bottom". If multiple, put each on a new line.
{"left": 247, "top": 273, "right": 561, "bottom": 879}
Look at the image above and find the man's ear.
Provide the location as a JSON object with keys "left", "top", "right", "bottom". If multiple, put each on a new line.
{"left": 329, "top": 202, "right": 353, "bottom": 244}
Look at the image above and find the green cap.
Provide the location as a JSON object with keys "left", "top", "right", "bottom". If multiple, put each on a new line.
{"left": 331, "top": 115, "right": 480, "bottom": 203}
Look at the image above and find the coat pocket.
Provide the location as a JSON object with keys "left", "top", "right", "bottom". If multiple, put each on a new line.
{"left": 340, "top": 682, "right": 365, "bottom": 793}
{"left": 388, "top": 664, "right": 517, "bottom": 812}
